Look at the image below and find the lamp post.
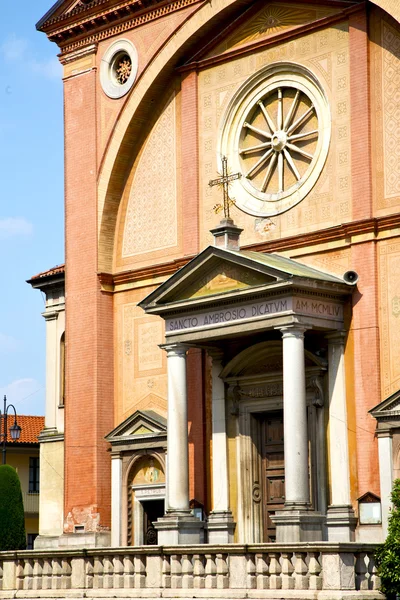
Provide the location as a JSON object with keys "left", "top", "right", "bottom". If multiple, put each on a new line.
{"left": 0, "top": 395, "right": 21, "bottom": 465}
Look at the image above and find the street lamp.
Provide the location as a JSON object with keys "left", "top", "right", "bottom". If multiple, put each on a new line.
{"left": 0, "top": 395, "right": 21, "bottom": 465}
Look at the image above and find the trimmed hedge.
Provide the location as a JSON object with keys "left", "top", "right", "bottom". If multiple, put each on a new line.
{"left": 0, "top": 464, "right": 26, "bottom": 551}
{"left": 375, "top": 479, "right": 400, "bottom": 600}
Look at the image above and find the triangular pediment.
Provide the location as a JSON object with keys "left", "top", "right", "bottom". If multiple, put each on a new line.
{"left": 105, "top": 410, "right": 167, "bottom": 443}
{"left": 174, "top": 258, "right": 273, "bottom": 301}
{"left": 139, "top": 245, "right": 349, "bottom": 313}
{"left": 370, "top": 389, "right": 400, "bottom": 421}
{"left": 191, "top": 2, "right": 343, "bottom": 64}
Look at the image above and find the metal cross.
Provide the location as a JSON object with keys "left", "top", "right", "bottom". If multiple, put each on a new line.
{"left": 208, "top": 156, "right": 241, "bottom": 219}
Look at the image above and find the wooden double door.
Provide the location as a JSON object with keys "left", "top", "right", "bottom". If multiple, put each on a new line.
{"left": 261, "top": 411, "right": 285, "bottom": 542}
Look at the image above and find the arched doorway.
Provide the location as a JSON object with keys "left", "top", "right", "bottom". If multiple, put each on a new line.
{"left": 221, "top": 341, "right": 327, "bottom": 543}
{"left": 126, "top": 454, "right": 165, "bottom": 545}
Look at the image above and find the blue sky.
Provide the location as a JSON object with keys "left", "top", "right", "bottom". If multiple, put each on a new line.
{"left": 0, "top": 1, "right": 64, "bottom": 416}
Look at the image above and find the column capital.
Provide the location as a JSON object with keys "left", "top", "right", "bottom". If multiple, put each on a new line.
{"left": 42, "top": 310, "right": 59, "bottom": 322}
{"left": 277, "top": 324, "right": 308, "bottom": 339}
{"left": 325, "top": 331, "right": 347, "bottom": 345}
{"left": 376, "top": 428, "right": 393, "bottom": 439}
{"left": 160, "top": 343, "right": 189, "bottom": 358}
{"left": 206, "top": 347, "right": 224, "bottom": 362}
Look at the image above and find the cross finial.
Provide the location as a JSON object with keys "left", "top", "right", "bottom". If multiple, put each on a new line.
{"left": 208, "top": 156, "right": 241, "bottom": 219}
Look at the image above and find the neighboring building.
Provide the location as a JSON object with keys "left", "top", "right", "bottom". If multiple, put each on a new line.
{"left": 30, "top": 0, "right": 400, "bottom": 552}
{"left": 5, "top": 415, "right": 44, "bottom": 549}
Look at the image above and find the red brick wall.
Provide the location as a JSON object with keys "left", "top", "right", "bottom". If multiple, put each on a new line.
{"left": 181, "top": 70, "right": 200, "bottom": 257}
{"left": 64, "top": 66, "right": 114, "bottom": 532}
{"left": 350, "top": 241, "right": 380, "bottom": 497}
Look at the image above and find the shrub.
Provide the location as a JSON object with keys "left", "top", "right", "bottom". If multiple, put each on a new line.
{"left": 375, "top": 479, "right": 400, "bottom": 599}
{"left": 0, "top": 464, "right": 26, "bottom": 551}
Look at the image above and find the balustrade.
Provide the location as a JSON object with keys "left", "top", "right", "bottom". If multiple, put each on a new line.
{"left": 0, "top": 544, "right": 382, "bottom": 598}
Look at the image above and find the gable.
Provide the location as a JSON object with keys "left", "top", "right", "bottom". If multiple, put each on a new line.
{"left": 172, "top": 258, "right": 273, "bottom": 301}
{"left": 105, "top": 409, "right": 167, "bottom": 442}
{"left": 370, "top": 389, "right": 400, "bottom": 420}
{"left": 201, "top": 2, "right": 343, "bottom": 61}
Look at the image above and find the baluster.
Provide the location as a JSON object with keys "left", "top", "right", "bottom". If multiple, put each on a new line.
{"left": 85, "top": 558, "right": 94, "bottom": 589}
{"left": 162, "top": 555, "right": 171, "bottom": 589}
{"left": 42, "top": 557, "right": 52, "bottom": 590}
{"left": 268, "top": 552, "right": 282, "bottom": 590}
{"left": 181, "top": 554, "right": 193, "bottom": 589}
{"left": 15, "top": 559, "right": 24, "bottom": 591}
{"left": 93, "top": 555, "right": 104, "bottom": 588}
{"left": 193, "top": 554, "right": 205, "bottom": 589}
{"left": 32, "top": 558, "right": 43, "bottom": 590}
{"left": 52, "top": 558, "right": 62, "bottom": 590}
{"left": 355, "top": 552, "right": 368, "bottom": 590}
{"left": 216, "top": 553, "right": 229, "bottom": 589}
{"left": 123, "top": 555, "right": 134, "bottom": 588}
{"left": 170, "top": 554, "right": 182, "bottom": 589}
{"left": 368, "top": 553, "right": 381, "bottom": 591}
{"left": 103, "top": 555, "right": 114, "bottom": 589}
{"left": 61, "top": 558, "right": 72, "bottom": 590}
{"left": 205, "top": 554, "right": 217, "bottom": 589}
{"left": 308, "top": 552, "right": 322, "bottom": 590}
{"left": 246, "top": 554, "right": 256, "bottom": 589}
{"left": 256, "top": 552, "right": 269, "bottom": 590}
{"left": 134, "top": 554, "right": 146, "bottom": 588}
{"left": 114, "top": 555, "right": 124, "bottom": 589}
{"left": 23, "top": 559, "right": 34, "bottom": 590}
{"left": 281, "top": 552, "right": 294, "bottom": 590}
{"left": 294, "top": 552, "right": 309, "bottom": 590}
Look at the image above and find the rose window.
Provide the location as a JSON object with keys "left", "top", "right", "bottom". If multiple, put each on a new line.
{"left": 219, "top": 63, "right": 331, "bottom": 217}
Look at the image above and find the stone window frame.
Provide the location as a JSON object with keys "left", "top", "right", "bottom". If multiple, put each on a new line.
{"left": 100, "top": 38, "right": 138, "bottom": 99}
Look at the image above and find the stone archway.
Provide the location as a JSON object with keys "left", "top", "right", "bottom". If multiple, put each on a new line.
{"left": 125, "top": 453, "right": 166, "bottom": 546}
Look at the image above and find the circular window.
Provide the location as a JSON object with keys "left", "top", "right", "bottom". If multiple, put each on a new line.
{"left": 100, "top": 39, "right": 138, "bottom": 99}
{"left": 219, "top": 63, "right": 331, "bottom": 217}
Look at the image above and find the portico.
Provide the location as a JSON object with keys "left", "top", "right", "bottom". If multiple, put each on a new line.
{"left": 139, "top": 222, "right": 357, "bottom": 545}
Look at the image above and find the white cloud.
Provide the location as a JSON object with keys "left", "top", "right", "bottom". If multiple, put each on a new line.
{"left": 0, "top": 332, "right": 19, "bottom": 353}
{"left": 30, "top": 57, "right": 62, "bottom": 80}
{"left": 0, "top": 34, "right": 28, "bottom": 61}
{"left": 0, "top": 34, "right": 61, "bottom": 80}
{"left": 0, "top": 217, "right": 33, "bottom": 239}
{"left": 0, "top": 378, "right": 44, "bottom": 415}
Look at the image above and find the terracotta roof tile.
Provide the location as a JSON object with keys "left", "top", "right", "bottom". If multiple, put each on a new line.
{"left": 30, "top": 264, "right": 65, "bottom": 281}
{"left": 5, "top": 415, "right": 44, "bottom": 445}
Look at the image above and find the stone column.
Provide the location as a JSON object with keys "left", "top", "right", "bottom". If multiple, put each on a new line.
{"left": 111, "top": 454, "right": 123, "bottom": 547}
{"left": 282, "top": 326, "right": 310, "bottom": 506}
{"left": 326, "top": 332, "right": 356, "bottom": 541}
{"left": 207, "top": 352, "right": 235, "bottom": 543}
{"left": 378, "top": 431, "right": 393, "bottom": 538}
{"left": 155, "top": 344, "right": 204, "bottom": 544}
{"left": 272, "top": 325, "right": 323, "bottom": 542}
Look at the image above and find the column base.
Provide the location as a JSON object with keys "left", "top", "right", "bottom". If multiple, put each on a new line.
{"left": 155, "top": 511, "right": 205, "bottom": 545}
{"left": 326, "top": 505, "right": 357, "bottom": 542}
{"left": 206, "top": 510, "right": 236, "bottom": 544}
{"left": 272, "top": 507, "right": 325, "bottom": 542}
{"left": 35, "top": 532, "right": 111, "bottom": 549}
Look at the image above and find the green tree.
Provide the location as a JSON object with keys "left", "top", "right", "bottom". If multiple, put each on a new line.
{"left": 0, "top": 464, "right": 26, "bottom": 551}
{"left": 375, "top": 479, "right": 400, "bottom": 599}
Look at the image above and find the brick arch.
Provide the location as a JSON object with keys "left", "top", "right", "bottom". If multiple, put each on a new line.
{"left": 97, "top": 0, "right": 242, "bottom": 273}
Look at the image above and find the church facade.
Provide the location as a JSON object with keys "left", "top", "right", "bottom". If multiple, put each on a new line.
{"left": 31, "top": 0, "right": 400, "bottom": 550}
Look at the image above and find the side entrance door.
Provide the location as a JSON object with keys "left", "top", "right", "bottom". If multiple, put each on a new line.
{"left": 261, "top": 411, "right": 285, "bottom": 542}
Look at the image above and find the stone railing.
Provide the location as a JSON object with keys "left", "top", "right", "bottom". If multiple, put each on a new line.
{"left": 0, "top": 543, "right": 382, "bottom": 598}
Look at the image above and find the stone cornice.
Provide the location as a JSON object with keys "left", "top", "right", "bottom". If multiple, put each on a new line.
{"left": 40, "top": 0, "right": 204, "bottom": 53}
{"left": 99, "top": 213, "right": 400, "bottom": 292}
